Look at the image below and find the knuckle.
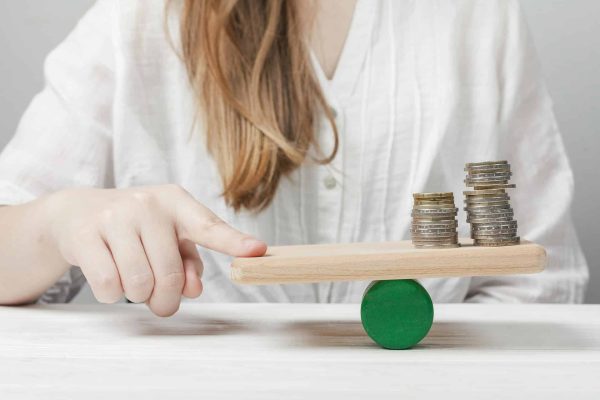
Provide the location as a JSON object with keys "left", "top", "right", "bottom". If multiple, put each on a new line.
{"left": 166, "top": 184, "right": 188, "bottom": 197}
{"left": 93, "top": 282, "right": 122, "bottom": 303}
{"left": 65, "top": 225, "right": 99, "bottom": 262}
{"left": 201, "top": 215, "right": 226, "bottom": 232}
{"left": 74, "top": 222, "right": 98, "bottom": 240}
{"left": 128, "top": 272, "right": 154, "bottom": 290}
{"left": 97, "top": 207, "right": 119, "bottom": 226}
{"left": 94, "top": 272, "right": 119, "bottom": 292}
{"left": 130, "top": 191, "right": 158, "bottom": 209}
{"left": 124, "top": 272, "right": 154, "bottom": 302}
{"left": 156, "top": 271, "right": 185, "bottom": 290}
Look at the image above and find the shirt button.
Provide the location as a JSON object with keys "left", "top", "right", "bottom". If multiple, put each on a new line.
{"left": 329, "top": 106, "right": 337, "bottom": 119}
{"left": 323, "top": 175, "right": 337, "bottom": 189}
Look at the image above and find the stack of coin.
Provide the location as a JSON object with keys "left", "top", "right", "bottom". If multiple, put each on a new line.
{"left": 411, "top": 192, "right": 460, "bottom": 248}
{"left": 463, "top": 161, "right": 520, "bottom": 246}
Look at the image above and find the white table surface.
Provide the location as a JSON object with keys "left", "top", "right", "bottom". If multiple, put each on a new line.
{"left": 1, "top": 303, "right": 599, "bottom": 399}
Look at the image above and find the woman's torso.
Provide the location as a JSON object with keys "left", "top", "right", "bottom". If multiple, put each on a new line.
{"left": 107, "top": 0, "right": 515, "bottom": 303}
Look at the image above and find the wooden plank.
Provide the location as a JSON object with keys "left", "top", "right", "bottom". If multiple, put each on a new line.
{"left": 231, "top": 238, "right": 546, "bottom": 284}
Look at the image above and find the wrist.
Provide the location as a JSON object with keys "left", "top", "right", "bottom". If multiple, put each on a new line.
{"left": 36, "top": 190, "right": 72, "bottom": 268}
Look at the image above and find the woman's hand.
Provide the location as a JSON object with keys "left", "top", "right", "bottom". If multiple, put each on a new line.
{"left": 44, "top": 185, "right": 267, "bottom": 316}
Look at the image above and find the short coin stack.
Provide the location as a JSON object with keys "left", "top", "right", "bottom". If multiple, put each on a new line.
{"left": 463, "top": 161, "right": 520, "bottom": 246}
{"left": 411, "top": 192, "right": 460, "bottom": 249}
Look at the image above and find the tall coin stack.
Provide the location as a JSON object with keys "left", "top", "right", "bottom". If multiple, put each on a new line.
{"left": 463, "top": 161, "right": 520, "bottom": 246}
{"left": 411, "top": 192, "right": 460, "bottom": 249}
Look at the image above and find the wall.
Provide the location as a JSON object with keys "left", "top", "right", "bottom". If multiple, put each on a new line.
{"left": 0, "top": 0, "right": 598, "bottom": 303}
{"left": 519, "top": 0, "right": 600, "bottom": 302}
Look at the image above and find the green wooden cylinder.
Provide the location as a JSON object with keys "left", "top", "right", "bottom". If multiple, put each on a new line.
{"left": 360, "top": 279, "right": 434, "bottom": 349}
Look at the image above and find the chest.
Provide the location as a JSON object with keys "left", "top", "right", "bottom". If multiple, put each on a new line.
{"left": 309, "top": 0, "right": 358, "bottom": 80}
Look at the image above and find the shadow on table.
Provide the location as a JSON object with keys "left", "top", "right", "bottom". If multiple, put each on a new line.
{"left": 99, "top": 305, "right": 594, "bottom": 350}
{"left": 284, "top": 320, "right": 375, "bottom": 348}
{"left": 281, "top": 320, "right": 595, "bottom": 350}
{"left": 129, "top": 316, "right": 249, "bottom": 336}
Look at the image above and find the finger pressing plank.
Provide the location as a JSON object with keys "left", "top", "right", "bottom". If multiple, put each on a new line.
{"left": 171, "top": 191, "right": 267, "bottom": 257}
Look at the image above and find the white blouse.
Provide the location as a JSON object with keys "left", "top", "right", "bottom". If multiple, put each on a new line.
{"left": 0, "top": 0, "right": 589, "bottom": 304}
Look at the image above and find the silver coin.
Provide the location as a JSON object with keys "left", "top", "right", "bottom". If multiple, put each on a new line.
{"left": 465, "top": 175, "right": 511, "bottom": 181}
{"left": 412, "top": 237, "right": 459, "bottom": 243}
{"left": 463, "top": 205, "right": 514, "bottom": 215}
{"left": 466, "top": 172, "right": 513, "bottom": 179}
{"left": 471, "top": 220, "right": 518, "bottom": 227}
{"left": 471, "top": 229, "right": 518, "bottom": 236}
{"left": 411, "top": 227, "right": 457, "bottom": 234}
{"left": 467, "top": 215, "right": 515, "bottom": 223}
{"left": 465, "top": 200, "right": 511, "bottom": 206}
{"left": 465, "top": 160, "right": 509, "bottom": 168}
{"left": 463, "top": 164, "right": 510, "bottom": 173}
{"left": 468, "top": 220, "right": 515, "bottom": 226}
{"left": 466, "top": 208, "right": 514, "bottom": 214}
{"left": 464, "top": 197, "right": 511, "bottom": 204}
{"left": 413, "top": 215, "right": 458, "bottom": 221}
{"left": 412, "top": 219, "right": 458, "bottom": 225}
{"left": 474, "top": 235, "right": 520, "bottom": 242}
{"left": 466, "top": 168, "right": 511, "bottom": 175}
{"left": 412, "top": 209, "right": 458, "bottom": 216}
{"left": 464, "top": 192, "right": 510, "bottom": 198}
{"left": 413, "top": 243, "right": 461, "bottom": 249}
{"left": 413, "top": 192, "right": 454, "bottom": 199}
{"left": 412, "top": 216, "right": 458, "bottom": 222}
{"left": 465, "top": 178, "right": 511, "bottom": 186}
{"left": 465, "top": 205, "right": 512, "bottom": 213}
{"left": 473, "top": 184, "right": 516, "bottom": 190}
{"left": 413, "top": 212, "right": 458, "bottom": 218}
{"left": 473, "top": 237, "right": 520, "bottom": 246}
{"left": 465, "top": 173, "right": 511, "bottom": 179}
{"left": 471, "top": 223, "right": 518, "bottom": 230}
{"left": 465, "top": 197, "right": 510, "bottom": 204}
{"left": 464, "top": 193, "right": 510, "bottom": 199}
{"left": 413, "top": 231, "right": 458, "bottom": 236}
{"left": 464, "top": 189, "right": 507, "bottom": 196}
{"left": 413, "top": 204, "right": 458, "bottom": 210}
{"left": 472, "top": 234, "right": 518, "bottom": 241}
{"left": 465, "top": 208, "right": 512, "bottom": 214}
{"left": 413, "top": 238, "right": 456, "bottom": 242}
{"left": 414, "top": 200, "right": 455, "bottom": 206}
{"left": 412, "top": 217, "right": 458, "bottom": 222}
{"left": 471, "top": 228, "right": 517, "bottom": 239}
{"left": 467, "top": 168, "right": 511, "bottom": 174}
{"left": 466, "top": 212, "right": 513, "bottom": 219}
{"left": 465, "top": 182, "right": 510, "bottom": 188}
{"left": 412, "top": 225, "right": 458, "bottom": 231}
{"left": 412, "top": 232, "right": 458, "bottom": 242}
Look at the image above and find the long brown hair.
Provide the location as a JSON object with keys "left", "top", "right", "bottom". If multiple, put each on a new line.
{"left": 178, "top": 0, "right": 338, "bottom": 212}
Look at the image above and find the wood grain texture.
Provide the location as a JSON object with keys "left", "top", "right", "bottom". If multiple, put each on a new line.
{"left": 0, "top": 304, "right": 599, "bottom": 399}
{"left": 231, "top": 238, "right": 547, "bottom": 284}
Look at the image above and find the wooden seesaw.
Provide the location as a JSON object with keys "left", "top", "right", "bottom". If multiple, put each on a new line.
{"left": 231, "top": 238, "right": 547, "bottom": 349}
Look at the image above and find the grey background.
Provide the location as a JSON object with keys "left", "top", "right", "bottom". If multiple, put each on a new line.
{"left": 0, "top": 1, "right": 598, "bottom": 303}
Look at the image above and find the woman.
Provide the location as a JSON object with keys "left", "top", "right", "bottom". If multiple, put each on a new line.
{"left": 0, "top": 0, "right": 588, "bottom": 316}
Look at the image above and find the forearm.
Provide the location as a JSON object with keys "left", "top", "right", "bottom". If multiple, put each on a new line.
{"left": 0, "top": 196, "right": 70, "bottom": 305}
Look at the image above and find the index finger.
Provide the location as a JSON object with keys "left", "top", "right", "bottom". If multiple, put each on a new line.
{"left": 170, "top": 190, "right": 267, "bottom": 257}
